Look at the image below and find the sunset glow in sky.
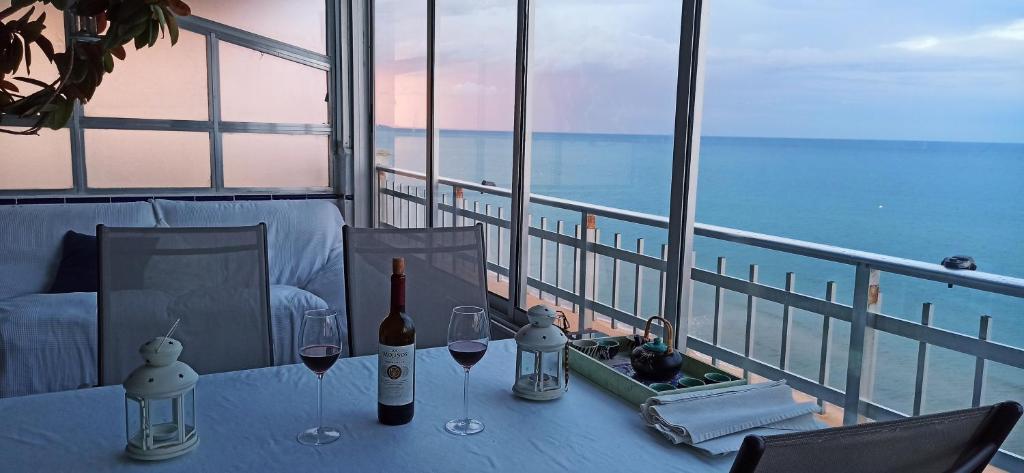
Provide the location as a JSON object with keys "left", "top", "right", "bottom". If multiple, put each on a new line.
{"left": 375, "top": 0, "right": 1023, "bottom": 143}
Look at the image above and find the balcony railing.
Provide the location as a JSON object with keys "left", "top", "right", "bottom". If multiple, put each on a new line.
{"left": 376, "top": 164, "right": 1024, "bottom": 470}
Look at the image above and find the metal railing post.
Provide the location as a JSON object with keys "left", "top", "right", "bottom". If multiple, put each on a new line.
{"left": 711, "top": 256, "right": 726, "bottom": 365}
{"left": 819, "top": 281, "right": 837, "bottom": 409}
{"left": 576, "top": 213, "right": 596, "bottom": 337}
{"left": 743, "top": 264, "right": 759, "bottom": 380}
{"left": 453, "top": 187, "right": 465, "bottom": 227}
{"left": 912, "top": 302, "right": 933, "bottom": 416}
{"left": 973, "top": 315, "right": 991, "bottom": 407}
{"left": 779, "top": 272, "right": 796, "bottom": 370}
{"left": 844, "top": 263, "right": 875, "bottom": 425}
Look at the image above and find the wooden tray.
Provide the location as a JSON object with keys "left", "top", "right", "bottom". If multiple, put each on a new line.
{"left": 568, "top": 336, "right": 746, "bottom": 407}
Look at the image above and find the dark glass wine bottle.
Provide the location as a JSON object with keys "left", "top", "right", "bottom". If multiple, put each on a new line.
{"left": 378, "top": 257, "right": 415, "bottom": 425}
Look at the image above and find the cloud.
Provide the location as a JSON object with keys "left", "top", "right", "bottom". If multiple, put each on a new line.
{"left": 885, "top": 18, "right": 1024, "bottom": 55}
{"left": 888, "top": 36, "right": 941, "bottom": 51}
{"left": 986, "top": 19, "right": 1024, "bottom": 41}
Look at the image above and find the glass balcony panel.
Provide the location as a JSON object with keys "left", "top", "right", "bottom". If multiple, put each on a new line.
{"left": 85, "top": 130, "right": 210, "bottom": 188}
{"left": 373, "top": 0, "right": 427, "bottom": 228}
{"left": 222, "top": 133, "right": 329, "bottom": 188}
{"left": 85, "top": 31, "right": 208, "bottom": 120}
{"left": 0, "top": 2, "right": 64, "bottom": 98}
{"left": 219, "top": 43, "right": 328, "bottom": 125}
{"left": 0, "top": 128, "right": 72, "bottom": 190}
{"left": 435, "top": 0, "right": 517, "bottom": 293}
{"left": 521, "top": 1, "right": 683, "bottom": 338}
{"left": 188, "top": 0, "right": 327, "bottom": 54}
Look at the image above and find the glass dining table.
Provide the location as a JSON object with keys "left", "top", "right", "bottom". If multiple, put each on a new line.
{"left": 0, "top": 339, "right": 735, "bottom": 472}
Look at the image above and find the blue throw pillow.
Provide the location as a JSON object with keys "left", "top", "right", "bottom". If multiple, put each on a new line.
{"left": 48, "top": 231, "right": 98, "bottom": 293}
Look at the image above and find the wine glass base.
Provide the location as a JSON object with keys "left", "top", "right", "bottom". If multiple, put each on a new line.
{"left": 297, "top": 426, "right": 341, "bottom": 446}
{"left": 445, "top": 418, "right": 484, "bottom": 436}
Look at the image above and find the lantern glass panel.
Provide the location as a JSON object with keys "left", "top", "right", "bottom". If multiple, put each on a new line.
{"left": 518, "top": 350, "right": 537, "bottom": 381}
{"left": 540, "top": 350, "right": 561, "bottom": 391}
{"left": 183, "top": 390, "right": 196, "bottom": 440}
{"left": 126, "top": 396, "right": 143, "bottom": 449}
{"left": 149, "top": 397, "right": 179, "bottom": 448}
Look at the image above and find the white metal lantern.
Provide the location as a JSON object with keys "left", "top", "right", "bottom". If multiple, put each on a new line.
{"left": 513, "top": 305, "right": 568, "bottom": 400}
{"left": 123, "top": 337, "right": 199, "bottom": 461}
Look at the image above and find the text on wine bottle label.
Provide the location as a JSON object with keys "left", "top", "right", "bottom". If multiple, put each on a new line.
{"left": 378, "top": 343, "right": 415, "bottom": 406}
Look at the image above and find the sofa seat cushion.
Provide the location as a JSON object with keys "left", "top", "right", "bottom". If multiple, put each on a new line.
{"left": 270, "top": 285, "right": 329, "bottom": 365}
{"left": 0, "top": 293, "right": 98, "bottom": 398}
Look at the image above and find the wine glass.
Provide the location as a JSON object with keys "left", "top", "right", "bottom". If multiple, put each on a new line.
{"left": 445, "top": 305, "right": 490, "bottom": 436}
{"left": 297, "top": 309, "right": 342, "bottom": 446}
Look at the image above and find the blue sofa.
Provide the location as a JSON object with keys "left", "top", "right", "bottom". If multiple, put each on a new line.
{"left": 0, "top": 199, "right": 346, "bottom": 397}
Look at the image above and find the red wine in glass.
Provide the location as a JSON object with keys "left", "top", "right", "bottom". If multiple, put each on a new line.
{"left": 445, "top": 306, "right": 490, "bottom": 436}
{"left": 448, "top": 340, "right": 487, "bottom": 369}
{"left": 300, "top": 345, "right": 341, "bottom": 375}
{"left": 297, "top": 309, "right": 342, "bottom": 446}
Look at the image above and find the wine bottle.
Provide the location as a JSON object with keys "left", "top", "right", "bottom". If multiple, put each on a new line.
{"left": 378, "top": 257, "right": 416, "bottom": 425}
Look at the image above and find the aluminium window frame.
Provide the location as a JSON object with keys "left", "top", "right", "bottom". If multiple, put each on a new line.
{"left": 359, "top": 0, "right": 707, "bottom": 335}
{"left": 0, "top": 3, "right": 346, "bottom": 199}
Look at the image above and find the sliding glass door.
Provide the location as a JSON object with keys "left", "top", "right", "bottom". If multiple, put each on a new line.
{"left": 368, "top": 0, "right": 707, "bottom": 343}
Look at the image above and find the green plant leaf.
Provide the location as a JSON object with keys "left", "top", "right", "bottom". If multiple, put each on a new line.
{"left": 12, "top": 76, "right": 50, "bottom": 88}
{"left": 101, "top": 51, "right": 113, "bottom": 73}
{"left": 45, "top": 98, "right": 73, "bottom": 129}
{"left": 162, "top": 6, "right": 179, "bottom": 44}
{"left": 0, "top": 80, "right": 19, "bottom": 92}
{"left": 110, "top": 44, "right": 126, "bottom": 60}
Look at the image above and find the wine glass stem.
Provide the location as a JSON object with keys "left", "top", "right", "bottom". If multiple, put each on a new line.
{"left": 463, "top": 368, "right": 470, "bottom": 422}
{"left": 317, "top": 373, "right": 324, "bottom": 437}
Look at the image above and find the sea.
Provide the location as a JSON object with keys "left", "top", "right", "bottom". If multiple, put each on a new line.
{"left": 377, "top": 127, "right": 1024, "bottom": 451}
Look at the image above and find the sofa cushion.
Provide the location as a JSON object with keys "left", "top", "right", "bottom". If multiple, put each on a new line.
{"left": 48, "top": 231, "right": 99, "bottom": 294}
{"left": 270, "top": 285, "right": 329, "bottom": 365}
{"left": 0, "top": 292, "right": 98, "bottom": 397}
{"left": 0, "top": 202, "right": 158, "bottom": 300}
{"left": 151, "top": 199, "right": 344, "bottom": 289}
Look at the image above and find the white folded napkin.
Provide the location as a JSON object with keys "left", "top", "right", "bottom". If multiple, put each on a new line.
{"left": 639, "top": 380, "right": 823, "bottom": 455}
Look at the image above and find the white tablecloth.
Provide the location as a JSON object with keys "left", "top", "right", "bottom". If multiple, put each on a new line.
{"left": 0, "top": 340, "right": 734, "bottom": 472}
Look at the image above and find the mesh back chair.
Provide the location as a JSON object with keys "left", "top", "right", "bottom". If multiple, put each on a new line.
{"left": 343, "top": 225, "right": 488, "bottom": 357}
{"left": 729, "top": 401, "right": 1023, "bottom": 473}
{"left": 97, "top": 224, "right": 273, "bottom": 386}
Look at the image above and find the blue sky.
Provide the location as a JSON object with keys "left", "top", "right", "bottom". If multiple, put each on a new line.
{"left": 703, "top": 0, "right": 1024, "bottom": 143}
{"left": 377, "top": 0, "right": 1023, "bottom": 143}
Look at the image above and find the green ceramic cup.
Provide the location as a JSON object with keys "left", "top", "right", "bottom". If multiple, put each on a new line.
{"left": 676, "top": 377, "right": 705, "bottom": 388}
{"left": 596, "top": 339, "right": 620, "bottom": 359}
{"left": 703, "top": 372, "right": 732, "bottom": 384}
{"left": 649, "top": 382, "right": 676, "bottom": 392}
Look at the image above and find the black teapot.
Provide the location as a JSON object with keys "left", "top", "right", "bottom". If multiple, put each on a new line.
{"left": 630, "top": 316, "right": 684, "bottom": 382}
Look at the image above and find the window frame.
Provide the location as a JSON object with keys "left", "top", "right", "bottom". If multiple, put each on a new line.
{"left": 0, "top": 2, "right": 346, "bottom": 198}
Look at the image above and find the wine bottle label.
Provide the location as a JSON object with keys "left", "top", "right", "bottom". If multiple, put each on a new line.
{"left": 378, "top": 343, "right": 415, "bottom": 406}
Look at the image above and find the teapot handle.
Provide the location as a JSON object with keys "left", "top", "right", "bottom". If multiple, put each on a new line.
{"left": 642, "top": 316, "right": 675, "bottom": 353}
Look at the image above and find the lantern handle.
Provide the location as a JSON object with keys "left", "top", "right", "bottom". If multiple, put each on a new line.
{"left": 642, "top": 316, "right": 675, "bottom": 353}
{"left": 155, "top": 318, "right": 181, "bottom": 353}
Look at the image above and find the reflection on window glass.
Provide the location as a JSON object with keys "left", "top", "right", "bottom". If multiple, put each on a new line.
{"left": 0, "top": 128, "right": 72, "bottom": 190}
{"left": 222, "top": 133, "right": 328, "bottom": 188}
{"left": 219, "top": 43, "right": 327, "bottom": 124}
{"left": 374, "top": 0, "right": 427, "bottom": 228}
{"left": 86, "top": 31, "right": 208, "bottom": 120}
{"left": 188, "top": 0, "right": 326, "bottom": 53}
{"left": 522, "top": 0, "right": 682, "bottom": 334}
{"left": 85, "top": 130, "right": 210, "bottom": 188}
{"left": 434, "top": 0, "right": 517, "bottom": 293}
